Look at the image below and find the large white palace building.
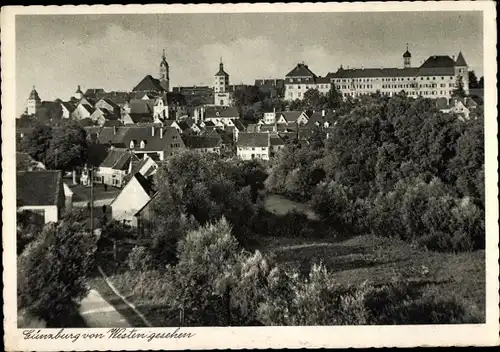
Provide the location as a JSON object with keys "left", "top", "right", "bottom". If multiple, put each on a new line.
{"left": 285, "top": 47, "right": 469, "bottom": 103}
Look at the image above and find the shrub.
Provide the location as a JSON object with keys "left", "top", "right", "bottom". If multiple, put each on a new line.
{"left": 127, "top": 246, "right": 154, "bottom": 272}
{"left": 257, "top": 263, "right": 370, "bottom": 326}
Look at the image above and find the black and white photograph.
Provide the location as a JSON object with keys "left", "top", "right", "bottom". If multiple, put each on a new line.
{"left": 2, "top": 2, "right": 498, "bottom": 350}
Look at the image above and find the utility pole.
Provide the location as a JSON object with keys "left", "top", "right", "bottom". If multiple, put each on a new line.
{"left": 90, "top": 167, "right": 94, "bottom": 235}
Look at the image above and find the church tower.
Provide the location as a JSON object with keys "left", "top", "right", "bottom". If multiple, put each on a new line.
{"left": 454, "top": 51, "right": 469, "bottom": 95}
{"left": 27, "top": 85, "right": 41, "bottom": 116}
{"left": 214, "top": 58, "right": 230, "bottom": 106}
{"left": 159, "top": 50, "right": 170, "bottom": 92}
{"left": 73, "top": 85, "right": 83, "bottom": 100}
{"left": 403, "top": 44, "right": 412, "bottom": 68}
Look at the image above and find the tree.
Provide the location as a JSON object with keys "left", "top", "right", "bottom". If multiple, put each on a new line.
{"left": 468, "top": 71, "right": 479, "bottom": 89}
{"left": 21, "top": 123, "right": 53, "bottom": 164}
{"left": 452, "top": 75, "right": 466, "bottom": 98}
{"left": 303, "top": 88, "right": 327, "bottom": 111}
{"left": 326, "top": 84, "right": 342, "bottom": 110}
{"left": 17, "top": 221, "right": 97, "bottom": 326}
{"left": 45, "top": 122, "right": 89, "bottom": 172}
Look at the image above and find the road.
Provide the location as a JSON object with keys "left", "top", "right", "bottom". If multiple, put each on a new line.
{"left": 79, "top": 289, "right": 131, "bottom": 327}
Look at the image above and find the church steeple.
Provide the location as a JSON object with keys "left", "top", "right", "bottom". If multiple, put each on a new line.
{"left": 27, "top": 85, "right": 41, "bottom": 115}
{"left": 159, "top": 49, "right": 170, "bottom": 92}
{"left": 403, "top": 43, "right": 412, "bottom": 68}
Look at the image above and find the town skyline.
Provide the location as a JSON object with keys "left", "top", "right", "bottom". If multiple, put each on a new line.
{"left": 16, "top": 11, "right": 483, "bottom": 115}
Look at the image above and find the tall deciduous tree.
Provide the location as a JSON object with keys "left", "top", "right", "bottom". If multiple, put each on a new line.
{"left": 452, "top": 75, "right": 466, "bottom": 98}
{"left": 17, "top": 221, "right": 97, "bottom": 326}
{"left": 21, "top": 123, "right": 53, "bottom": 164}
{"left": 326, "top": 84, "right": 343, "bottom": 110}
{"left": 303, "top": 88, "right": 327, "bottom": 111}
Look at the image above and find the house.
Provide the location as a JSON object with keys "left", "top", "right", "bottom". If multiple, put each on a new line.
{"left": 182, "top": 135, "right": 222, "bottom": 155}
{"left": 95, "top": 98, "right": 121, "bottom": 116}
{"left": 277, "top": 111, "right": 309, "bottom": 126}
{"left": 60, "top": 102, "right": 76, "bottom": 119}
{"left": 71, "top": 102, "right": 95, "bottom": 120}
{"left": 17, "top": 171, "right": 65, "bottom": 223}
{"left": 306, "top": 110, "right": 336, "bottom": 128}
{"left": 204, "top": 106, "right": 240, "bottom": 124}
{"left": 90, "top": 108, "right": 120, "bottom": 126}
{"left": 123, "top": 126, "right": 186, "bottom": 161}
{"left": 94, "top": 149, "right": 138, "bottom": 188}
{"left": 270, "top": 134, "right": 286, "bottom": 157}
{"left": 134, "top": 192, "right": 160, "bottom": 236}
{"left": 237, "top": 133, "right": 272, "bottom": 160}
{"left": 123, "top": 154, "right": 159, "bottom": 185}
{"left": 437, "top": 96, "right": 481, "bottom": 120}
{"left": 122, "top": 99, "right": 156, "bottom": 124}
{"left": 16, "top": 152, "right": 46, "bottom": 171}
{"left": 111, "top": 172, "right": 157, "bottom": 226}
{"left": 132, "top": 74, "right": 166, "bottom": 93}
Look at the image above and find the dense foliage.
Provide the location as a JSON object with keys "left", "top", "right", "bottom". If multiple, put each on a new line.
{"left": 268, "top": 93, "right": 484, "bottom": 252}
{"left": 17, "top": 218, "right": 97, "bottom": 326}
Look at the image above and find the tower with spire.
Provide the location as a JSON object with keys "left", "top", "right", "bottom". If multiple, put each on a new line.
{"left": 214, "top": 58, "right": 230, "bottom": 106}
{"left": 26, "top": 86, "right": 41, "bottom": 115}
{"left": 159, "top": 49, "right": 170, "bottom": 91}
{"left": 454, "top": 51, "right": 469, "bottom": 95}
{"left": 73, "top": 85, "right": 83, "bottom": 100}
{"left": 403, "top": 44, "right": 412, "bottom": 68}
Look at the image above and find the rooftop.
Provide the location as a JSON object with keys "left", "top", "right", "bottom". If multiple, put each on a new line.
{"left": 17, "top": 170, "right": 63, "bottom": 206}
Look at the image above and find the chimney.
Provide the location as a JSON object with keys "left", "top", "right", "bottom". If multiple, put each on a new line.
{"left": 322, "top": 109, "right": 325, "bottom": 117}
{"left": 160, "top": 127, "right": 164, "bottom": 139}
{"left": 152, "top": 125, "right": 155, "bottom": 137}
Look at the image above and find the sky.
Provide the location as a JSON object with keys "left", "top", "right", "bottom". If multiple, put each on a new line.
{"left": 16, "top": 11, "right": 483, "bottom": 115}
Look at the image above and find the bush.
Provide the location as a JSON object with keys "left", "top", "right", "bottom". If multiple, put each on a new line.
{"left": 257, "top": 263, "right": 369, "bottom": 325}
{"left": 127, "top": 246, "right": 154, "bottom": 272}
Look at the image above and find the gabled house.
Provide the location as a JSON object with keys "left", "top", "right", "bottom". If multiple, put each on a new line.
{"left": 16, "top": 152, "right": 46, "bottom": 171}
{"left": 90, "top": 108, "right": 120, "bottom": 126}
{"left": 95, "top": 98, "right": 121, "bottom": 116}
{"left": 94, "top": 149, "right": 139, "bottom": 188}
{"left": 204, "top": 106, "right": 240, "bottom": 124}
{"left": 182, "top": 135, "right": 222, "bottom": 155}
{"left": 60, "top": 102, "right": 76, "bottom": 119}
{"left": 17, "top": 171, "right": 65, "bottom": 223}
{"left": 123, "top": 126, "right": 186, "bottom": 161}
{"left": 111, "top": 172, "right": 157, "bottom": 226}
{"left": 237, "top": 132, "right": 272, "bottom": 160}
{"left": 71, "top": 103, "right": 95, "bottom": 120}
{"left": 122, "top": 99, "right": 156, "bottom": 124}
{"left": 153, "top": 95, "right": 169, "bottom": 121}
{"left": 306, "top": 110, "right": 335, "bottom": 129}
{"left": 277, "top": 111, "right": 309, "bottom": 126}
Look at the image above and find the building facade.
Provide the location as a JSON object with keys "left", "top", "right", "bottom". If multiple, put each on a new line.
{"left": 285, "top": 50, "right": 470, "bottom": 104}
{"left": 214, "top": 59, "right": 231, "bottom": 106}
{"left": 26, "top": 86, "right": 42, "bottom": 116}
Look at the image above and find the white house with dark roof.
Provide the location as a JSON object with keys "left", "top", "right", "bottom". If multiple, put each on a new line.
{"left": 237, "top": 133, "right": 272, "bottom": 160}
{"left": 17, "top": 170, "right": 65, "bottom": 223}
{"left": 60, "top": 102, "right": 76, "bottom": 118}
{"left": 204, "top": 106, "right": 240, "bottom": 124}
{"left": 71, "top": 102, "right": 95, "bottom": 120}
{"left": 111, "top": 172, "right": 157, "bottom": 226}
{"left": 276, "top": 111, "right": 309, "bottom": 126}
{"left": 94, "top": 149, "right": 138, "bottom": 188}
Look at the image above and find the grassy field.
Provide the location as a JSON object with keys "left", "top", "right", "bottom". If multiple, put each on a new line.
{"left": 257, "top": 234, "right": 485, "bottom": 320}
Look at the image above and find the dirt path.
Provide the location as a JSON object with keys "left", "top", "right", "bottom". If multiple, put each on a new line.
{"left": 79, "top": 289, "right": 131, "bottom": 327}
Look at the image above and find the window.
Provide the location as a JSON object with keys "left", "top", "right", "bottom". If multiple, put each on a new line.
{"left": 129, "top": 140, "right": 135, "bottom": 149}
{"left": 298, "top": 92, "right": 302, "bottom": 97}
{"left": 298, "top": 85, "right": 301, "bottom": 89}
